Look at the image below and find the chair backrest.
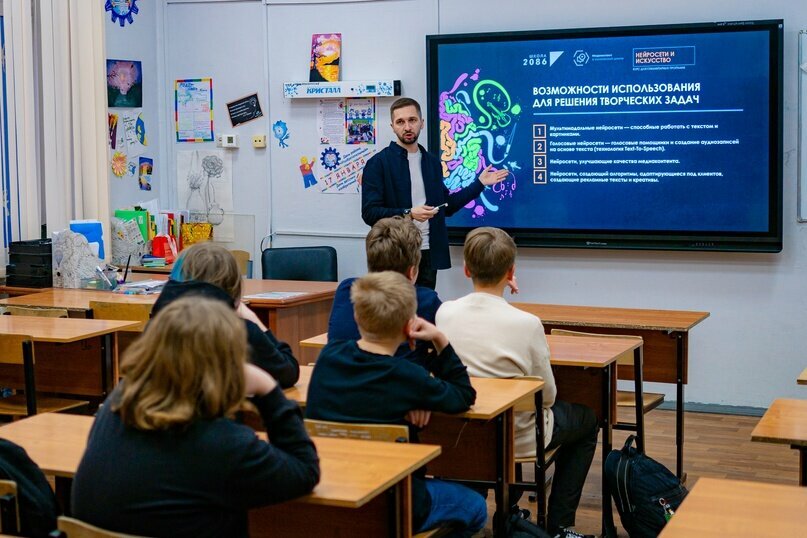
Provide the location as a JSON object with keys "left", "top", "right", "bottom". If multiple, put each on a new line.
{"left": 56, "top": 516, "right": 145, "bottom": 538}
{"left": 230, "top": 249, "right": 250, "bottom": 277}
{"left": 5, "top": 306, "right": 69, "bottom": 318}
{"left": 0, "top": 334, "right": 37, "bottom": 416}
{"left": 550, "top": 329, "right": 642, "bottom": 366}
{"left": 261, "top": 246, "right": 338, "bottom": 282}
{"left": 0, "top": 479, "right": 19, "bottom": 534}
{"left": 304, "top": 419, "right": 409, "bottom": 443}
{"left": 88, "top": 302, "right": 153, "bottom": 332}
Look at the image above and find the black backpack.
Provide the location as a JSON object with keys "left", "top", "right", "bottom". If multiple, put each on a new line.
{"left": 604, "top": 435, "right": 687, "bottom": 537}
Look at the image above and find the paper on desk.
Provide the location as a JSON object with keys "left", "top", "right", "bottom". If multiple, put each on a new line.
{"left": 121, "top": 279, "right": 166, "bottom": 291}
{"left": 243, "top": 291, "right": 307, "bottom": 300}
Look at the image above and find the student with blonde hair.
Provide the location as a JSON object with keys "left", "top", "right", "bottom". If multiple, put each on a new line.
{"left": 437, "top": 227, "right": 597, "bottom": 538}
{"left": 72, "top": 297, "right": 320, "bottom": 537}
{"left": 152, "top": 242, "right": 299, "bottom": 387}
{"left": 307, "top": 271, "right": 486, "bottom": 536}
{"left": 328, "top": 216, "right": 441, "bottom": 350}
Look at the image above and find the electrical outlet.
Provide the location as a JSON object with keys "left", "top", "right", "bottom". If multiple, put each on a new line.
{"left": 215, "top": 135, "right": 223, "bottom": 147}
{"left": 252, "top": 134, "right": 267, "bottom": 148}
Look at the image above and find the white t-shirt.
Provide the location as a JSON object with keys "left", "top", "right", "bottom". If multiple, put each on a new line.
{"left": 436, "top": 292, "right": 557, "bottom": 456}
{"left": 408, "top": 151, "right": 430, "bottom": 250}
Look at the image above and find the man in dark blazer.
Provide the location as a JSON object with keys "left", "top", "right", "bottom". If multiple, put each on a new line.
{"left": 361, "top": 97, "right": 508, "bottom": 289}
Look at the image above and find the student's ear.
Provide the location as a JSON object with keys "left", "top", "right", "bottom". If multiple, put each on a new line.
{"left": 406, "top": 265, "right": 419, "bottom": 283}
{"left": 507, "top": 264, "right": 516, "bottom": 280}
{"left": 463, "top": 263, "right": 472, "bottom": 279}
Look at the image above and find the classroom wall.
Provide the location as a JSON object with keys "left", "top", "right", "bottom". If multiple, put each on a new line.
{"left": 145, "top": 0, "right": 807, "bottom": 408}
{"left": 105, "top": 3, "right": 163, "bottom": 209}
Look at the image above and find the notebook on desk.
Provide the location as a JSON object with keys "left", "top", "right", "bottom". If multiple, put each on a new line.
{"left": 243, "top": 291, "right": 307, "bottom": 300}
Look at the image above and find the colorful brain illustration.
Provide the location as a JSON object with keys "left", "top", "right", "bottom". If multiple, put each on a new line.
{"left": 439, "top": 69, "right": 520, "bottom": 218}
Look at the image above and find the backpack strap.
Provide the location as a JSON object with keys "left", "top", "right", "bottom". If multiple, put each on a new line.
{"left": 621, "top": 435, "right": 637, "bottom": 454}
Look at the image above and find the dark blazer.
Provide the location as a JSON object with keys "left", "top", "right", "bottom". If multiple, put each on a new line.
{"left": 361, "top": 142, "right": 485, "bottom": 270}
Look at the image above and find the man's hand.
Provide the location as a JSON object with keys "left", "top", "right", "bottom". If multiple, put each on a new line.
{"left": 507, "top": 274, "right": 519, "bottom": 295}
{"left": 407, "top": 316, "right": 449, "bottom": 353}
{"left": 479, "top": 165, "right": 509, "bottom": 186}
{"left": 244, "top": 363, "right": 278, "bottom": 397}
{"left": 405, "top": 409, "right": 432, "bottom": 428}
{"left": 410, "top": 205, "right": 437, "bottom": 222}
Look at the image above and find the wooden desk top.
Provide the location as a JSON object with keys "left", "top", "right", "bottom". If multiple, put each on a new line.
{"left": 798, "top": 367, "right": 807, "bottom": 386}
{"left": 287, "top": 365, "right": 544, "bottom": 420}
{"left": 659, "top": 477, "right": 807, "bottom": 537}
{"left": 0, "top": 316, "right": 140, "bottom": 343}
{"left": 513, "top": 302, "right": 709, "bottom": 332}
{"left": 0, "top": 413, "right": 441, "bottom": 509}
{"left": 751, "top": 399, "right": 807, "bottom": 447}
{"left": 0, "top": 280, "right": 338, "bottom": 311}
{"left": 298, "top": 333, "right": 633, "bottom": 369}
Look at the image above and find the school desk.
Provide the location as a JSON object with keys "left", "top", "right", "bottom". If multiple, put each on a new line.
{"left": 0, "top": 413, "right": 441, "bottom": 538}
{"left": 0, "top": 279, "right": 337, "bottom": 359}
{"left": 286, "top": 365, "right": 543, "bottom": 537}
{"left": 0, "top": 316, "right": 140, "bottom": 398}
{"left": 659, "top": 477, "right": 807, "bottom": 537}
{"left": 513, "top": 303, "right": 709, "bottom": 481}
{"left": 751, "top": 398, "right": 807, "bottom": 486}
{"left": 295, "top": 334, "right": 640, "bottom": 536}
{"left": 798, "top": 367, "right": 807, "bottom": 385}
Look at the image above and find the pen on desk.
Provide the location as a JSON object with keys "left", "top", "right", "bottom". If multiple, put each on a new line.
{"left": 123, "top": 254, "right": 132, "bottom": 283}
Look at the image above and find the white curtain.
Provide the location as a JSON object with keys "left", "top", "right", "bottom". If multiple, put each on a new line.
{"left": 4, "top": 0, "right": 40, "bottom": 241}
{"left": 39, "top": 0, "right": 109, "bottom": 257}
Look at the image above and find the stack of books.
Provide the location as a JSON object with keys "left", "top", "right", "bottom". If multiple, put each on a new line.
{"left": 141, "top": 255, "right": 166, "bottom": 268}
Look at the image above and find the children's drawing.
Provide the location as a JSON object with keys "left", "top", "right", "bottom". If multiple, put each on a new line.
{"left": 107, "top": 59, "right": 142, "bottom": 108}
{"left": 105, "top": 0, "right": 139, "bottom": 27}
{"left": 111, "top": 152, "right": 127, "bottom": 177}
{"left": 176, "top": 150, "right": 233, "bottom": 226}
{"left": 272, "top": 120, "right": 289, "bottom": 148}
{"left": 108, "top": 113, "right": 119, "bottom": 148}
{"left": 299, "top": 157, "right": 318, "bottom": 189}
{"left": 138, "top": 157, "right": 153, "bottom": 191}
{"left": 309, "top": 33, "right": 341, "bottom": 82}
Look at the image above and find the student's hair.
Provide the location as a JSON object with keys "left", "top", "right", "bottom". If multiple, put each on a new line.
{"left": 366, "top": 216, "right": 422, "bottom": 275}
{"left": 113, "top": 297, "right": 247, "bottom": 431}
{"left": 390, "top": 97, "right": 422, "bottom": 118}
{"left": 464, "top": 227, "right": 517, "bottom": 286}
{"left": 170, "top": 242, "right": 241, "bottom": 303}
{"left": 351, "top": 271, "right": 416, "bottom": 340}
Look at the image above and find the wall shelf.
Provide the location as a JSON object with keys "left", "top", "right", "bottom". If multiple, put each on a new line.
{"left": 283, "top": 80, "right": 401, "bottom": 99}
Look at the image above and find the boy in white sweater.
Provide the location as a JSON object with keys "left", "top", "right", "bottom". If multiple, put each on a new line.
{"left": 436, "top": 227, "right": 597, "bottom": 538}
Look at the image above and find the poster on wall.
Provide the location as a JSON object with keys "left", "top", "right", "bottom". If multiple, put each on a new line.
{"left": 107, "top": 59, "right": 142, "bottom": 108}
{"left": 318, "top": 145, "right": 376, "bottom": 194}
{"left": 175, "top": 78, "right": 214, "bottom": 142}
{"left": 318, "top": 98, "right": 344, "bottom": 144}
{"left": 345, "top": 98, "right": 375, "bottom": 144}
{"left": 113, "top": 110, "right": 147, "bottom": 158}
{"left": 226, "top": 93, "right": 263, "bottom": 127}
{"left": 309, "top": 33, "right": 341, "bottom": 83}
{"left": 176, "top": 150, "right": 233, "bottom": 228}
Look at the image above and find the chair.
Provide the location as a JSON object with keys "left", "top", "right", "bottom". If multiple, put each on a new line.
{"left": 5, "top": 306, "right": 69, "bottom": 318}
{"left": 261, "top": 246, "right": 337, "bottom": 282}
{"left": 230, "top": 249, "right": 251, "bottom": 277}
{"left": 550, "top": 329, "right": 661, "bottom": 452}
{"left": 508, "top": 376, "right": 559, "bottom": 529}
{"left": 0, "top": 479, "right": 19, "bottom": 534}
{"left": 87, "top": 302, "right": 153, "bottom": 333}
{"left": 52, "top": 516, "right": 146, "bottom": 537}
{"left": 0, "top": 334, "right": 88, "bottom": 417}
{"left": 304, "top": 420, "right": 452, "bottom": 537}
{"left": 304, "top": 419, "right": 409, "bottom": 443}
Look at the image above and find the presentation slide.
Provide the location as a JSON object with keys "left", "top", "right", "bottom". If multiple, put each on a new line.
{"left": 435, "top": 29, "right": 771, "bottom": 233}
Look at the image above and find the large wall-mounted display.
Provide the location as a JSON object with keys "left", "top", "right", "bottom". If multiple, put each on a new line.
{"left": 427, "top": 20, "right": 783, "bottom": 252}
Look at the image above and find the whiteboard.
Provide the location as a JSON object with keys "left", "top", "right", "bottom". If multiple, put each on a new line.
{"left": 800, "top": 31, "right": 807, "bottom": 221}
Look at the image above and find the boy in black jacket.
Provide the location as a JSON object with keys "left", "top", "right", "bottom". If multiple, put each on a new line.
{"left": 306, "top": 271, "right": 487, "bottom": 536}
